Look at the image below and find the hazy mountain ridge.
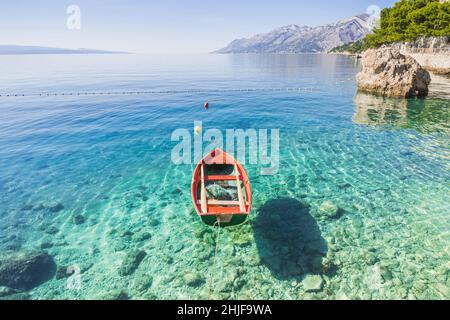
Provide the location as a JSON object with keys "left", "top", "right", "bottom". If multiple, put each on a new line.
{"left": 0, "top": 45, "right": 127, "bottom": 55}
{"left": 215, "top": 14, "right": 373, "bottom": 54}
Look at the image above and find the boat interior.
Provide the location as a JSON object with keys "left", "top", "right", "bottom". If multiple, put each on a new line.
{"left": 196, "top": 163, "right": 249, "bottom": 214}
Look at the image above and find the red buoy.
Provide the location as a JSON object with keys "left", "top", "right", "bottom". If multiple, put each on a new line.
{"left": 204, "top": 101, "right": 209, "bottom": 110}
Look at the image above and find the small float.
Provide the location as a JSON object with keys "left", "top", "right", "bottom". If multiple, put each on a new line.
{"left": 191, "top": 148, "right": 252, "bottom": 227}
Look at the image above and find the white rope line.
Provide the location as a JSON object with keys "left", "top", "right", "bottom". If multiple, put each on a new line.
{"left": 0, "top": 87, "right": 319, "bottom": 98}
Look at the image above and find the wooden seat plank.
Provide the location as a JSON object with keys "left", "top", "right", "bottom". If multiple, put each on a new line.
{"left": 234, "top": 163, "right": 246, "bottom": 212}
{"left": 200, "top": 164, "right": 207, "bottom": 213}
{"left": 206, "top": 175, "right": 243, "bottom": 181}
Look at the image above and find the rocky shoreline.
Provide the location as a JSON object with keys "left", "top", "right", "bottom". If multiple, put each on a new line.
{"left": 332, "top": 37, "right": 450, "bottom": 77}
{"left": 329, "top": 51, "right": 362, "bottom": 59}
{"left": 392, "top": 37, "right": 450, "bottom": 76}
{"left": 398, "top": 52, "right": 450, "bottom": 77}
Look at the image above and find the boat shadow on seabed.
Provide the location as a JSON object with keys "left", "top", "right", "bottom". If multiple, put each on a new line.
{"left": 253, "top": 198, "right": 330, "bottom": 280}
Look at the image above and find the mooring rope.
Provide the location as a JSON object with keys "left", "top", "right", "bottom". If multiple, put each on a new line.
{"left": 207, "top": 219, "right": 222, "bottom": 299}
{"left": 0, "top": 87, "right": 318, "bottom": 98}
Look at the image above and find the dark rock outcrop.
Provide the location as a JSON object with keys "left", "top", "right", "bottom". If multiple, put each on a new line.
{"left": 0, "top": 250, "right": 57, "bottom": 290}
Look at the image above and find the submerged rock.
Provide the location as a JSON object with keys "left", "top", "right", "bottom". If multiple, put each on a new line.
{"left": 118, "top": 250, "right": 146, "bottom": 276}
{"left": 44, "top": 225, "right": 59, "bottom": 235}
{"left": 40, "top": 241, "right": 53, "bottom": 250}
{"left": 318, "top": 201, "right": 339, "bottom": 219}
{"left": 302, "top": 274, "right": 323, "bottom": 292}
{"left": 133, "top": 231, "right": 152, "bottom": 242}
{"left": 113, "top": 241, "right": 129, "bottom": 252}
{"left": 357, "top": 47, "right": 431, "bottom": 98}
{"left": 55, "top": 265, "right": 71, "bottom": 280}
{"left": 133, "top": 273, "right": 153, "bottom": 293}
{"left": 216, "top": 278, "right": 234, "bottom": 293}
{"left": 47, "top": 202, "right": 65, "bottom": 213}
{"left": 122, "top": 230, "right": 134, "bottom": 237}
{"left": 72, "top": 214, "right": 86, "bottom": 225}
{"left": 184, "top": 272, "right": 205, "bottom": 287}
{"left": 161, "top": 253, "right": 174, "bottom": 265}
{"left": 0, "top": 250, "right": 57, "bottom": 290}
{"left": 148, "top": 218, "right": 160, "bottom": 227}
{"left": 98, "top": 289, "right": 129, "bottom": 300}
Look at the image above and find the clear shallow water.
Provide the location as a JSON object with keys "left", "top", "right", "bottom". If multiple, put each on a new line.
{"left": 0, "top": 54, "right": 449, "bottom": 300}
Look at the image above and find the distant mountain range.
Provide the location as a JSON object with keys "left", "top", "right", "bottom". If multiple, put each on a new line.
{"left": 214, "top": 14, "right": 374, "bottom": 54}
{"left": 0, "top": 45, "right": 128, "bottom": 55}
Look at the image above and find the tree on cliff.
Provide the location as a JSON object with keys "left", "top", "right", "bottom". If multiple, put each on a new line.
{"left": 365, "top": 0, "right": 450, "bottom": 47}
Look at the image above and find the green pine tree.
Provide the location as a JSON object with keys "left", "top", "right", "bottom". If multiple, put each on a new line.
{"left": 365, "top": 0, "right": 450, "bottom": 48}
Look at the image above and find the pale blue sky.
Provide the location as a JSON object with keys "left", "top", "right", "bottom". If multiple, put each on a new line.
{"left": 0, "top": 0, "right": 397, "bottom": 53}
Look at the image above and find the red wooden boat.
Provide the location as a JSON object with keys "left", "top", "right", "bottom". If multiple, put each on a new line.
{"left": 191, "top": 148, "right": 252, "bottom": 226}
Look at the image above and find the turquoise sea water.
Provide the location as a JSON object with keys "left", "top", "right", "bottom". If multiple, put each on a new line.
{"left": 0, "top": 54, "right": 449, "bottom": 299}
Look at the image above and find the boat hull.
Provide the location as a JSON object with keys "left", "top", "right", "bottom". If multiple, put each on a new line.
{"left": 200, "top": 214, "right": 248, "bottom": 227}
{"left": 191, "top": 148, "right": 252, "bottom": 227}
